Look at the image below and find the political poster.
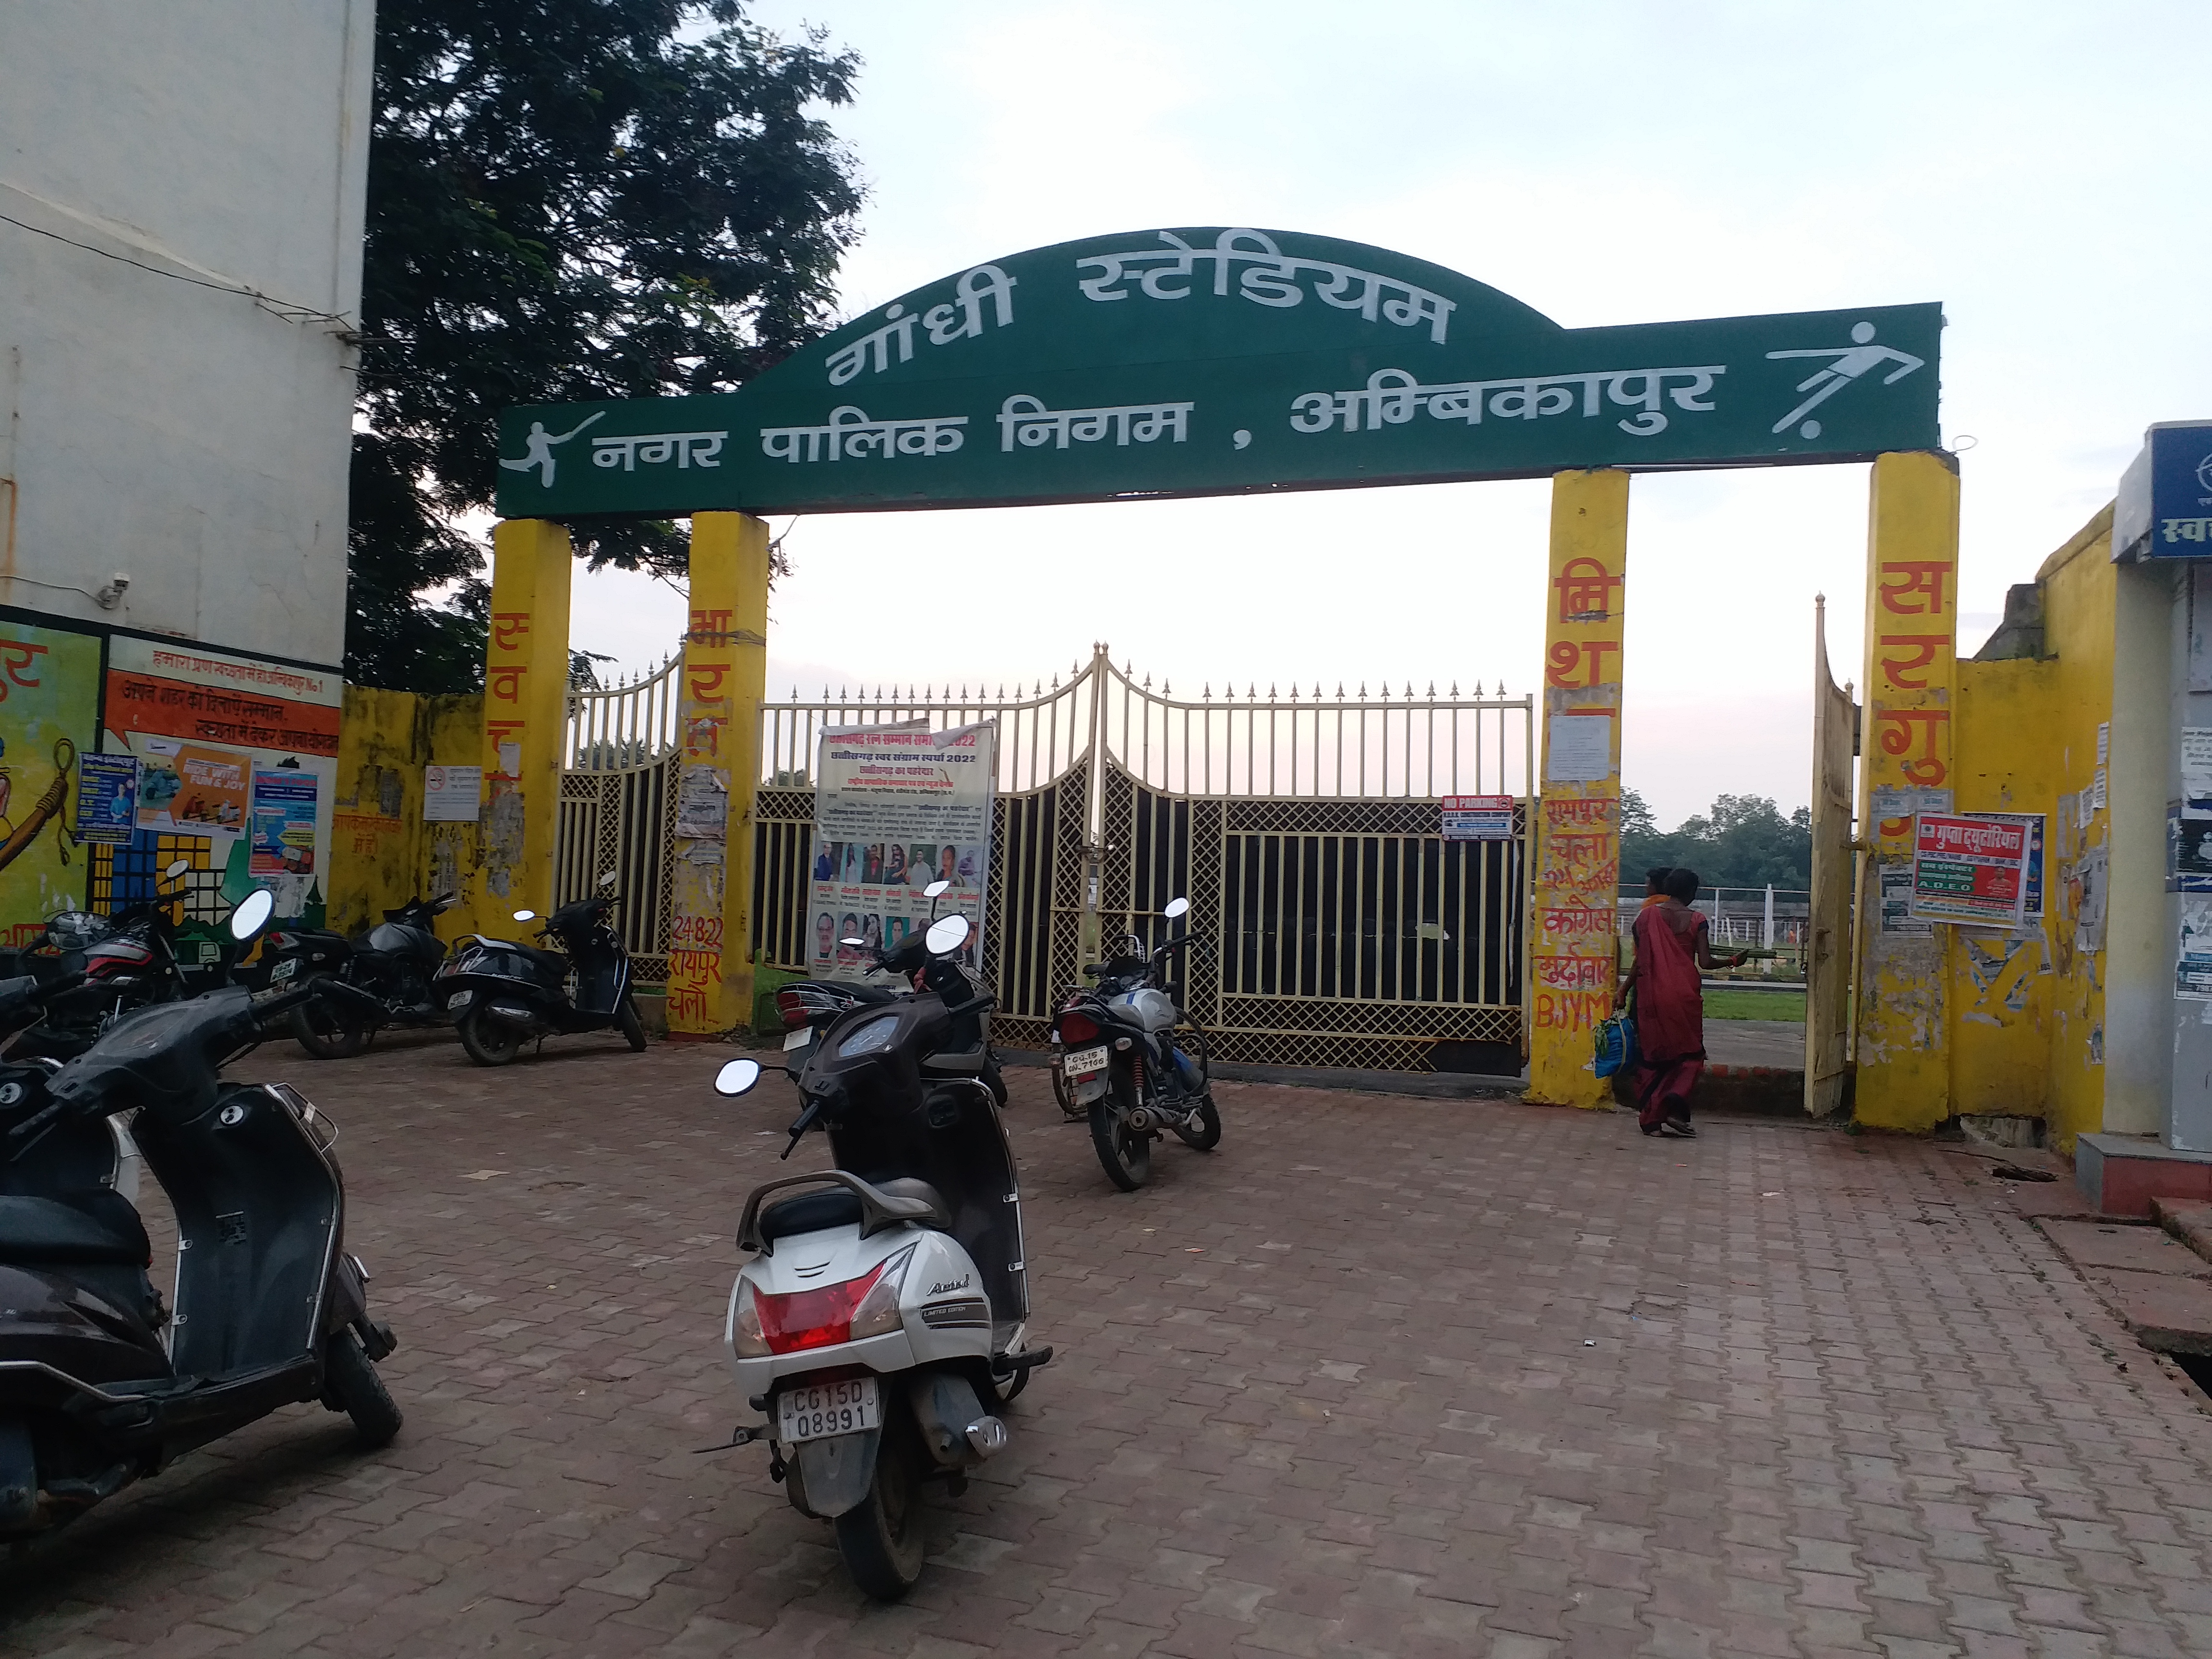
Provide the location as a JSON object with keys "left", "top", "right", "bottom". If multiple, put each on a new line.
{"left": 1909, "top": 813, "right": 2031, "bottom": 927}
{"left": 807, "top": 722, "right": 995, "bottom": 986}
{"left": 74, "top": 752, "right": 138, "bottom": 846}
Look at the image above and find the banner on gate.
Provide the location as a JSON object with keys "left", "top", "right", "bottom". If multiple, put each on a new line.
{"left": 807, "top": 721, "right": 996, "bottom": 985}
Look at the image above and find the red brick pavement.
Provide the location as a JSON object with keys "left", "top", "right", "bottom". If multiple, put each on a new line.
{"left": 7, "top": 1034, "right": 2212, "bottom": 1658}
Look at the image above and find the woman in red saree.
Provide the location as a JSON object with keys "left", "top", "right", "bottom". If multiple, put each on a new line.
{"left": 1623, "top": 867, "right": 1738, "bottom": 1137}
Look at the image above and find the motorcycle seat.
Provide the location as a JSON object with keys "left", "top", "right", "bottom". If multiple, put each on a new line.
{"left": 920, "top": 1047, "right": 987, "bottom": 1077}
{"left": 0, "top": 1191, "right": 150, "bottom": 1264}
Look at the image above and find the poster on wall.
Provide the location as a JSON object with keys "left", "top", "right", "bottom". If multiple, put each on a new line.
{"left": 422, "top": 764, "right": 482, "bottom": 823}
{"left": 73, "top": 752, "right": 137, "bottom": 846}
{"left": 102, "top": 636, "right": 341, "bottom": 921}
{"left": 2181, "top": 895, "right": 2212, "bottom": 1000}
{"left": 1909, "top": 813, "right": 2031, "bottom": 927}
{"left": 807, "top": 722, "right": 996, "bottom": 986}
{"left": 1963, "top": 812, "right": 2044, "bottom": 920}
{"left": 2171, "top": 809, "right": 2212, "bottom": 892}
{"left": 0, "top": 619, "right": 103, "bottom": 947}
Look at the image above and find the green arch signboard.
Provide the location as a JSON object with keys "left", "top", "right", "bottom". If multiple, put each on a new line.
{"left": 494, "top": 226, "right": 1940, "bottom": 519}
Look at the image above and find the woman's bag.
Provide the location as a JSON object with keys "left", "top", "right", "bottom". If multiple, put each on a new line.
{"left": 1593, "top": 1011, "right": 1638, "bottom": 1079}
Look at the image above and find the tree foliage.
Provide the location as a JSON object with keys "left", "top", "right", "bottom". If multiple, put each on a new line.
{"left": 1621, "top": 789, "right": 1812, "bottom": 891}
{"left": 347, "top": 0, "right": 863, "bottom": 691}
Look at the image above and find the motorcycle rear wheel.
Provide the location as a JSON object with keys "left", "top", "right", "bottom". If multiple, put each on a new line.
{"left": 291, "top": 986, "right": 373, "bottom": 1060}
{"left": 322, "top": 1328, "right": 402, "bottom": 1447}
{"left": 457, "top": 1007, "right": 523, "bottom": 1067}
{"left": 833, "top": 1417, "right": 926, "bottom": 1599}
{"left": 1089, "top": 1070, "right": 1151, "bottom": 1191}
{"left": 618, "top": 996, "right": 647, "bottom": 1052}
{"left": 1172, "top": 1095, "right": 1222, "bottom": 1151}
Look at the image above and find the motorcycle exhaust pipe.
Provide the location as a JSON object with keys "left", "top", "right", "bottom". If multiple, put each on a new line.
{"left": 1125, "top": 1106, "right": 1153, "bottom": 1132}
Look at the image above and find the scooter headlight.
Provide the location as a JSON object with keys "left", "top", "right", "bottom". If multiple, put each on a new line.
{"left": 835, "top": 1015, "right": 900, "bottom": 1058}
{"left": 732, "top": 1280, "right": 770, "bottom": 1358}
{"left": 848, "top": 1244, "right": 914, "bottom": 1342}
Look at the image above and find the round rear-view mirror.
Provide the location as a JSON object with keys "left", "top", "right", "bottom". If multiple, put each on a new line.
{"left": 163, "top": 859, "right": 191, "bottom": 881}
{"left": 924, "top": 879, "right": 950, "bottom": 899}
{"left": 715, "top": 1058, "right": 762, "bottom": 1096}
{"left": 598, "top": 870, "right": 617, "bottom": 889}
{"left": 840, "top": 936, "right": 866, "bottom": 949}
{"left": 926, "top": 913, "right": 971, "bottom": 956}
{"left": 513, "top": 909, "right": 536, "bottom": 923}
{"left": 1164, "top": 897, "right": 1190, "bottom": 920}
{"left": 228, "top": 888, "right": 275, "bottom": 942}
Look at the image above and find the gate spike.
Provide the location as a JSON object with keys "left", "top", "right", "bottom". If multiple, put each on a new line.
{"left": 1450, "top": 680, "right": 1460, "bottom": 697}
{"left": 1428, "top": 681, "right": 1436, "bottom": 697}
{"left": 1163, "top": 679, "right": 1170, "bottom": 695}
{"left": 1358, "top": 682, "right": 1367, "bottom": 697}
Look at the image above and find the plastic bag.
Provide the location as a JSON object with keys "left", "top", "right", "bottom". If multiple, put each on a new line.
{"left": 1593, "top": 1012, "right": 1638, "bottom": 1079}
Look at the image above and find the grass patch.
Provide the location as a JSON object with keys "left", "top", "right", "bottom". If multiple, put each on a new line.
{"left": 1706, "top": 988, "right": 1805, "bottom": 1022}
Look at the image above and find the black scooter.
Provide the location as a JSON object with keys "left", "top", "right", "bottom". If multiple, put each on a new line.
{"left": 773, "top": 880, "right": 1007, "bottom": 1108}
{"left": 435, "top": 880, "right": 646, "bottom": 1066}
{"left": 262, "top": 891, "right": 459, "bottom": 1059}
{"left": 0, "top": 890, "right": 401, "bottom": 1540}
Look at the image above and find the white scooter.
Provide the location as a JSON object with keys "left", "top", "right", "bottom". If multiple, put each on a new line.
{"left": 711, "top": 911, "right": 1051, "bottom": 1599}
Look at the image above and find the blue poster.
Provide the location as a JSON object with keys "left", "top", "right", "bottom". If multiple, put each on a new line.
{"left": 250, "top": 769, "right": 319, "bottom": 877}
{"left": 75, "top": 752, "right": 138, "bottom": 846}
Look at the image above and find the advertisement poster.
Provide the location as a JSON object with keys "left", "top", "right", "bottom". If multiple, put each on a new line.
{"left": 0, "top": 619, "right": 102, "bottom": 946}
{"left": 1544, "top": 711, "right": 1611, "bottom": 783}
{"left": 675, "top": 765, "right": 728, "bottom": 840}
{"left": 2181, "top": 895, "right": 2212, "bottom": 1000}
{"left": 807, "top": 722, "right": 995, "bottom": 985}
{"left": 422, "top": 764, "right": 482, "bottom": 823}
{"left": 73, "top": 752, "right": 137, "bottom": 846}
{"left": 2186, "top": 728, "right": 2212, "bottom": 814}
{"left": 1965, "top": 811, "right": 2044, "bottom": 920}
{"left": 2172, "top": 810, "right": 2212, "bottom": 892}
{"left": 1910, "top": 813, "right": 2031, "bottom": 927}
{"left": 1878, "top": 866, "right": 1933, "bottom": 937}
{"left": 102, "top": 636, "right": 340, "bottom": 921}
{"left": 1441, "top": 794, "right": 1515, "bottom": 841}
{"left": 250, "top": 770, "right": 319, "bottom": 877}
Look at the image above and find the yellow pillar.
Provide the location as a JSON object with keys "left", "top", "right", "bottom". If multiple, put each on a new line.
{"left": 1526, "top": 469, "right": 1629, "bottom": 1108}
{"left": 475, "top": 518, "right": 573, "bottom": 932}
{"left": 664, "top": 512, "right": 771, "bottom": 1038}
{"left": 1854, "top": 450, "right": 1960, "bottom": 1130}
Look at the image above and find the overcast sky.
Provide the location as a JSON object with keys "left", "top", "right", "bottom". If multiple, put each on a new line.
{"left": 567, "top": 0, "right": 2212, "bottom": 826}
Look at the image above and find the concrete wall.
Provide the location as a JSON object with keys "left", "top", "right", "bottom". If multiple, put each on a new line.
{"left": 0, "top": 1, "right": 374, "bottom": 668}
{"left": 328, "top": 686, "right": 484, "bottom": 943}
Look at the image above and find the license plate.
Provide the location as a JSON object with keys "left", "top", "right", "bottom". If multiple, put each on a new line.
{"left": 1062, "top": 1043, "right": 1109, "bottom": 1079}
{"left": 271, "top": 958, "right": 299, "bottom": 984}
{"left": 445, "top": 990, "right": 470, "bottom": 1010}
{"left": 783, "top": 1027, "right": 814, "bottom": 1051}
{"left": 778, "top": 1375, "right": 880, "bottom": 1443}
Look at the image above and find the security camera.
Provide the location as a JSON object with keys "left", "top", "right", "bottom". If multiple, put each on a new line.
{"left": 95, "top": 573, "right": 130, "bottom": 609}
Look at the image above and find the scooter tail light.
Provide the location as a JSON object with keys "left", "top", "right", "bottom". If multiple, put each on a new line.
{"left": 732, "top": 1281, "right": 770, "bottom": 1358}
{"left": 773, "top": 988, "right": 811, "bottom": 1030}
{"left": 848, "top": 1245, "right": 915, "bottom": 1343}
{"left": 1057, "top": 1010, "right": 1101, "bottom": 1046}
{"left": 756, "top": 1260, "right": 884, "bottom": 1355}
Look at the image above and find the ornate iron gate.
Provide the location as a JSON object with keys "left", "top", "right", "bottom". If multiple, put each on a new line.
{"left": 750, "top": 647, "right": 1532, "bottom": 1073}
{"left": 559, "top": 655, "right": 681, "bottom": 985}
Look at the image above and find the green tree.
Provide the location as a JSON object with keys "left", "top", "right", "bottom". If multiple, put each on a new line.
{"left": 1624, "top": 791, "right": 1812, "bottom": 891}
{"left": 348, "top": 0, "right": 863, "bottom": 691}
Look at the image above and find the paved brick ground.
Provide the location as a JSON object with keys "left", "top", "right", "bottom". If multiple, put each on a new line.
{"left": 8, "top": 1034, "right": 2212, "bottom": 1658}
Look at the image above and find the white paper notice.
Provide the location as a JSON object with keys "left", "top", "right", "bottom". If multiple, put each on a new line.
{"left": 422, "top": 764, "right": 482, "bottom": 823}
{"left": 2092, "top": 767, "right": 2108, "bottom": 812}
{"left": 2185, "top": 729, "right": 2212, "bottom": 814}
{"left": 1545, "top": 712, "right": 1612, "bottom": 783}
{"left": 2097, "top": 722, "right": 2110, "bottom": 766}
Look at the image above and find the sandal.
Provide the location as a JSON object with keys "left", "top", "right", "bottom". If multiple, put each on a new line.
{"left": 1659, "top": 1118, "right": 1696, "bottom": 1138}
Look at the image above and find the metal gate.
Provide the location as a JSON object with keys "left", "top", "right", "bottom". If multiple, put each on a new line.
{"left": 753, "top": 646, "right": 1533, "bottom": 1072}
{"left": 559, "top": 655, "right": 682, "bottom": 985}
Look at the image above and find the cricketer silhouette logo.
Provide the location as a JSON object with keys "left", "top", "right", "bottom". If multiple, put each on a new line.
{"left": 499, "top": 411, "right": 606, "bottom": 487}
{"left": 1766, "top": 322, "right": 1925, "bottom": 441}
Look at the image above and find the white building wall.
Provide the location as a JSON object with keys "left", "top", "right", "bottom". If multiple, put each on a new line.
{"left": 0, "top": 0, "right": 374, "bottom": 667}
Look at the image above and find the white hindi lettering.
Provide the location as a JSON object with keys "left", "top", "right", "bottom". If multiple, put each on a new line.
{"left": 2163, "top": 518, "right": 2212, "bottom": 545}
{"left": 1288, "top": 365, "right": 1725, "bottom": 439}
{"left": 827, "top": 265, "right": 1016, "bottom": 385}
{"left": 758, "top": 407, "right": 968, "bottom": 464}
{"left": 1075, "top": 228, "right": 1456, "bottom": 346}
{"left": 997, "top": 395, "right": 1193, "bottom": 452}
{"left": 589, "top": 431, "right": 728, "bottom": 471}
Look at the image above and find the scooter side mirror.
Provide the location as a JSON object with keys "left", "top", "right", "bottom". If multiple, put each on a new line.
{"left": 598, "top": 870, "right": 617, "bottom": 889}
{"left": 513, "top": 909, "right": 536, "bottom": 923}
{"left": 1163, "top": 897, "right": 1190, "bottom": 920}
{"left": 925, "top": 913, "right": 971, "bottom": 956}
{"left": 715, "top": 1058, "right": 762, "bottom": 1096}
{"left": 924, "top": 879, "right": 950, "bottom": 900}
{"left": 839, "top": 937, "right": 866, "bottom": 949}
{"left": 228, "top": 888, "right": 276, "bottom": 943}
{"left": 435, "top": 892, "right": 459, "bottom": 910}
{"left": 162, "top": 858, "right": 192, "bottom": 883}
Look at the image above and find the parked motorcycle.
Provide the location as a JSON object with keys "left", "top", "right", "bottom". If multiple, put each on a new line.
{"left": 1051, "top": 897, "right": 1219, "bottom": 1190}
{"left": 262, "top": 891, "right": 459, "bottom": 1059}
{"left": 0, "top": 890, "right": 401, "bottom": 1540}
{"left": 712, "top": 908, "right": 1051, "bottom": 1599}
{"left": 435, "top": 878, "right": 646, "bottom": 1066}
{"left": 13, "top": 861, "right": 209, "bottom": 1061}
{"left": 773, "top": 880, "right": 1007, "bottom": 1109}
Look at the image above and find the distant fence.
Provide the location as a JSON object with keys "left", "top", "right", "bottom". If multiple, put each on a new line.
{"left": 1616, "top": 884, "right": 1809, "bottom": 979}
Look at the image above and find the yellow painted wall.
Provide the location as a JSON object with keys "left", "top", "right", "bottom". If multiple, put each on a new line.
{"left": 327, "top": 686, "right": 484, "bottom": 943}
{"left": 2034, "top": 507, "right": 2117, "bottom": 1152}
